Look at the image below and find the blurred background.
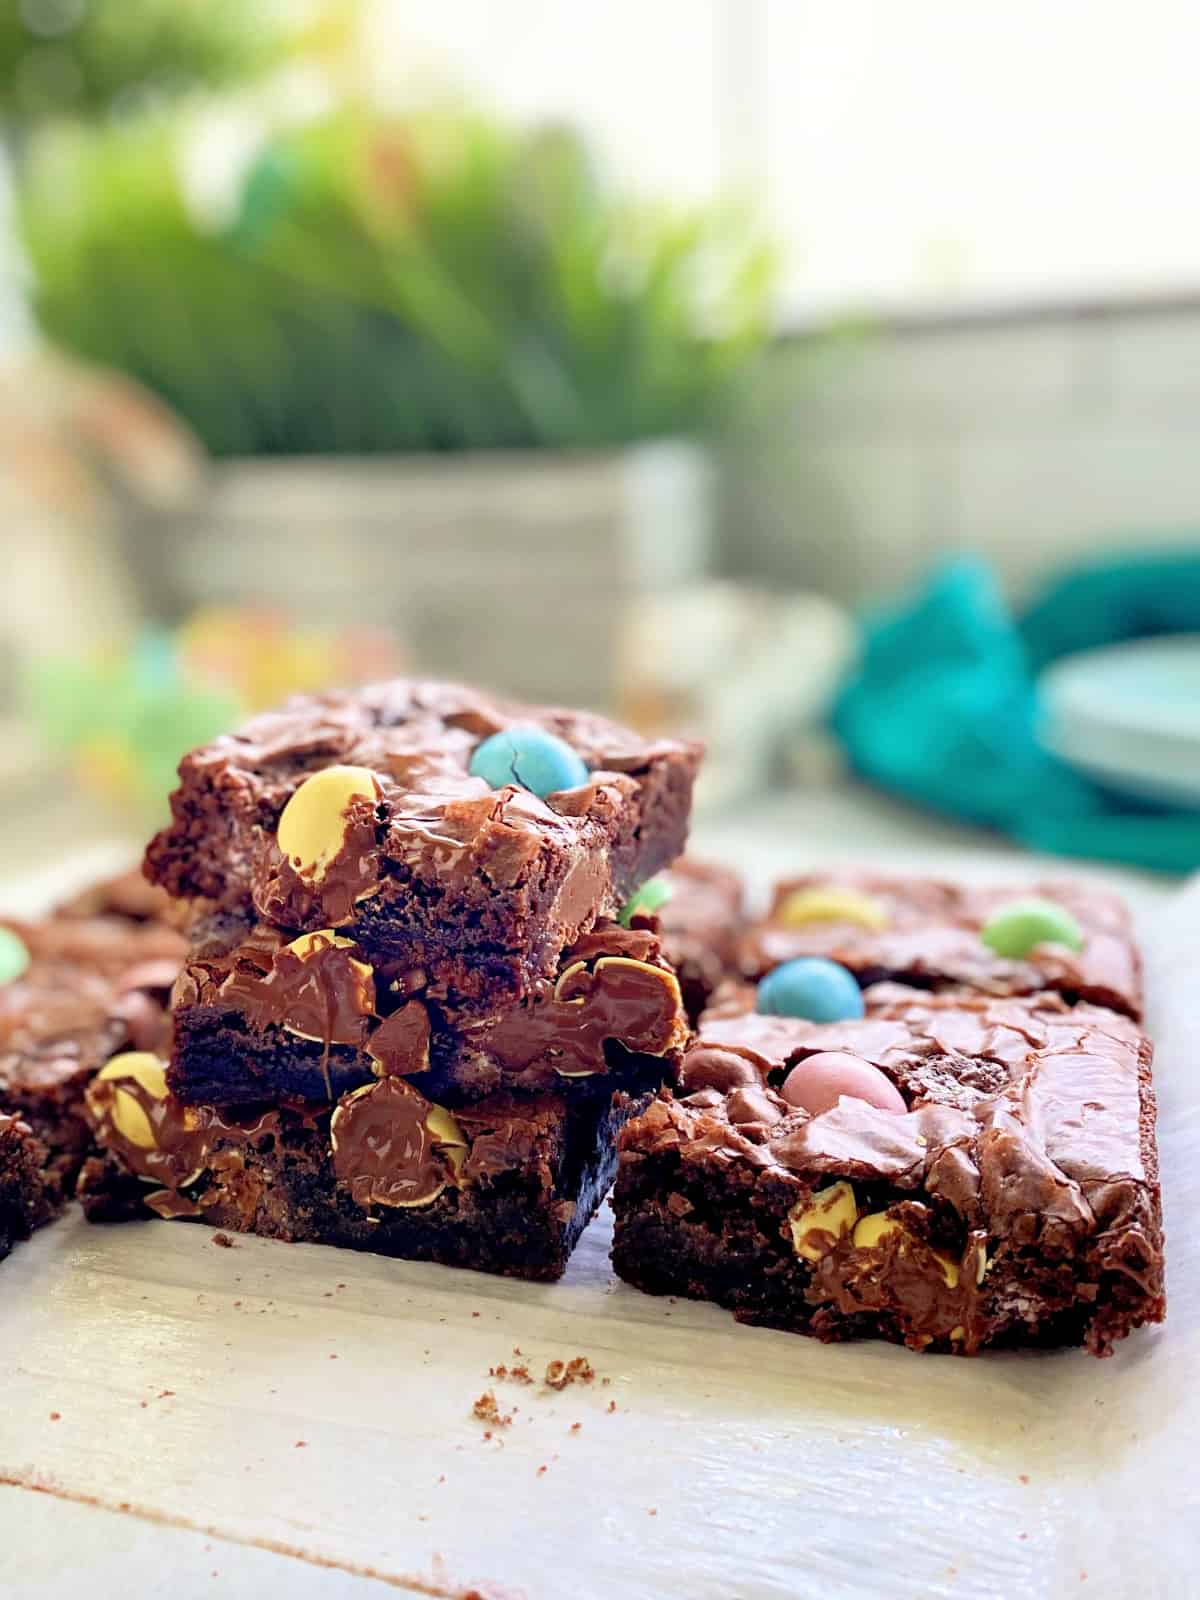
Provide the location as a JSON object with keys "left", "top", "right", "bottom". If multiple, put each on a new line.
{"left": 2, "top": 0, "right": 1199, "bottom": 886}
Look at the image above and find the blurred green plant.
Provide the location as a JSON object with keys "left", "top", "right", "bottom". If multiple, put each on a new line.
{"left": 0, "top": 0, "right": 285, "bottom": 135}
{"left": 18, "top": 107, "right": 774, "bottom": 454}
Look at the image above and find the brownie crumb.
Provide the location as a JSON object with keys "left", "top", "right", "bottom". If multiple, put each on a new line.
{"left": 295, "top": 1441, "right": 307, "bottom": 1449}
{"left": 537, "top": 1465, "right": 547, "bottom": 1476}
{"left": 648, "top": 1508, "right": 658, "bottom": 1517}
{"left": 488, "top": 1361, "right": 533, "bottom": 1385}
{"left": 211, "top": 1232, "right": 234, "bottom": 1248}
{"left": 472, "top": 1391, "right": 513, "bottom": 1428}
{"left": 569, "top": 1422, "right": 582, "bottom": 1434}
{"left": 49, "top": 1412, "right": 61, "bottom": 1422}
{"left": 544, "top": 1356, "right": 595, "bottom": 1391}
{"left": 607, "top": 1400, "right": 617, "bottom": 1413}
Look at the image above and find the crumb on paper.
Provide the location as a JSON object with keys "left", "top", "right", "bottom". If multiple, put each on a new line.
{"left": 569, "top": 1423, "right": 581, "bottom": 1434}
{"left": 544, "top": 1356, "right": 595, "bottom": 1391}
{"left": 212, "top": 1231, "right": 234, "bottom": 1248}
{"left": 472, "top": 1391, "right": 513, "bottom": 1428}
{"left": 1019, "top": 1474, "right": 1030, "bottom": 1485}
{"left": 648, "top": 1508, "right": 657, "bottom": 1517}
{"left": 537, "top": 1465, "right": 547, "bottom": 1477}
{"left": 607, "top": 1400, "right": 617, "bottom": 1414}
{"left": 512, "top": 1346, "right": 523, "bottom": 1356}
{"left": 49, "top": 1412, "right": 60, "bottom": 1422}
{"left": 488, "top": 1362, "right": 533, "bottom": 1385}
{"left": 295, "top": 1441, "right": 307, "bottom": 1449}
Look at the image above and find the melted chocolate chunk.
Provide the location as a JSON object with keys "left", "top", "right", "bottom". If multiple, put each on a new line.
{"left": 330, "top": 1078, "right": 462, "bottom": 1210}
{"left": 219, "top": 929, "right": 375, "bottom": 1047}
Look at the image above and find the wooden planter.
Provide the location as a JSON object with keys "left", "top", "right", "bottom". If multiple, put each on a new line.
{"left": 148, "top": 441, "right": 713, "bottom": 709}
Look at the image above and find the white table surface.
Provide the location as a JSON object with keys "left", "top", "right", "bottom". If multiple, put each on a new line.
{"left": 0, "top": 791, "right": 1193, "bottom": 1599}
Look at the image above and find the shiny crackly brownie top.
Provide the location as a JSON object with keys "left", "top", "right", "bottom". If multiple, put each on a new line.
{"left": 144, "top": 678, "right": 701, "bottom": 931}
{"left": 0, "top": 911, "right": 182, "bottom": 1097}
{"left": 738, "top": 871, "right": 1142, "bottom": 1019}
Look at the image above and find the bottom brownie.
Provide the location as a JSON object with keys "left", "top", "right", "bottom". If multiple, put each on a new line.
{"left": 612, "top": 987, "right": 1164, "bottom": 1356}
{"left": 0, "top": 1113, "right": 52, "bottom": 1263}
{"left": 80, "top": 1056, "right": 640, "bottom": 1281}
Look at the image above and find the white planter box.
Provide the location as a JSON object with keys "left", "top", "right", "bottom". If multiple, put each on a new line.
{"left": 153, "top": 442, "right": 713, "bottom": 709}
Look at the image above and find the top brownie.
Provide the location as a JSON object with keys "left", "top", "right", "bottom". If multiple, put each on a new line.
{"left": 145, "top": 679, "right": 701, "bottom": 1014}
{"left": 739, "top": 872, "right": 1142, "bottom": 1019}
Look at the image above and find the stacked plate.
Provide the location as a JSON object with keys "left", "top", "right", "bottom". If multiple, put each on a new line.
{"left": 1038, "top": 636, "right": 1200, "bottom": 808}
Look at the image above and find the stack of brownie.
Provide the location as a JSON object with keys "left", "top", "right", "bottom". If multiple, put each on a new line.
{"left": 612, "top": 870, "right": 1166, "bottom": 1356}
{"left": 0, "top": 872, "right": 184, "bottom": 1264}
{"left": 79, "top": 680, "right": 701, "bottom": 1281}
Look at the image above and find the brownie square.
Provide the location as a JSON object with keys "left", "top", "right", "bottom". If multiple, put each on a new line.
{"left": 144, "top": 679, "right": 701, "bottom": 1016}
{"left": 612, "top": 984, "right": 1164, "bottom": 1356}
{"left": 0, "top": 1112, "right": 52, "bottom": 1263}
{"left": 0, "top": 909, "right": 181, "bottom": 1198}
{"left": 80, "top": 1060, "right": 644, "bottom": 1282}
{"left": 739, "top": 872, "right": 1142, "bottom": 1018}
{"left": 167, "top": 915, "right": 688, "bottom": 1106}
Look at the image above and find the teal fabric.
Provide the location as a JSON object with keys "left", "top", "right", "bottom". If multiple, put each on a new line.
{"left": 830, "top": 554, "right": 1200, "bottom": 873}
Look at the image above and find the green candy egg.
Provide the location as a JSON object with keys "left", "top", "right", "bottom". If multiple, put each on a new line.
{"left": 980, "top": 898, "right": 1085, "bottom": 959}
{"left": 0, "top": 927, "right": 30, "bottom": 986}
{"left": 618, "top": 877, "right": 673, "bottom": 928}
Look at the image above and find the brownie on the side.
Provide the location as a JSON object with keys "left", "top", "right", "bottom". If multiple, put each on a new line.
{"left": 0, "top": 912, "right": 179, "bottom": 1198}
{"left": 80, "top": 1055, "right": 643, "bottom": 1282}
{"left": 168, "top": 916, "right": 688, "bottom": 1106}
{"left": 611, "top": 985, "right": 1164, "bottom": 1356}
{"left": 739, "top": 872, "right": 1142, "bottom": 1019}
{"left": 0, "top": 1113, "right": 51, "bottom": 1263}
{"left": 145, "top": 679, "right": 701, "bottom": 1016}
{"left": 55, "top": 866, "right": 179, "bottom": 928}
{"left": 652, "top": 858, "right": 745, "bottom": 1023}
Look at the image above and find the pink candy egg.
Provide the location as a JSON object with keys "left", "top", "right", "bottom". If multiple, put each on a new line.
{"left": 781, "top": 1051, "right": 906, "bottom": 1116}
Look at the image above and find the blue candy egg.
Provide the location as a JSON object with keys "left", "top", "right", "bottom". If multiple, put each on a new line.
{"left": 469, "top": 726, "right": 589, "bottom": 799}
{"left": 755, "top": 957, "right": 865, "bottom": 1023}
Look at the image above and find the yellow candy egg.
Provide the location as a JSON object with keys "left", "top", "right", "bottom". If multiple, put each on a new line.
{"left": 775, "top": 886, "right": 889, "bottom": 932}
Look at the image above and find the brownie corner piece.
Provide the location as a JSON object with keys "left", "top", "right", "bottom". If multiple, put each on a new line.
{"left": 612, "top": 988, "right": 1164, "bottom": 1356}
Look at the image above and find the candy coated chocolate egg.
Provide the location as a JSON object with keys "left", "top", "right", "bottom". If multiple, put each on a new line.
{"left": 755, "top": 957, "right": 864, "bottom": 1022}
{"left": 781, "top": 1051, "right": 906, "bottom": 1116}
{"left": 680, "top": 1046, "right": 761, "bottom": 1093}
{"left": 776, "top": 885, "right": 888, "bottom": 931}
{"left": 469, "top": 726, "right": 589, "bottom": 799}
{"left": 980, "top": 898, "right": 1084, "bottom": 959}
{"left": 0, "top": 927, "right": 30, "bottom": 986}
{"left": 618, "top": 876, "right": 673, "bottom": 928}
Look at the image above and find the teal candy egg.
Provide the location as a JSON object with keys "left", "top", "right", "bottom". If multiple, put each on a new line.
{"left": 469, "top": 726, "right": 589, "bottom": 800}
{"left": 980, "top": 898, "right": 1085, "bottom": 959}
{"left": 0, "top": 927, "right": 30, "bottom": 986}
{"left": 756, "top": 958, "right": 865, "bottom": 1022}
